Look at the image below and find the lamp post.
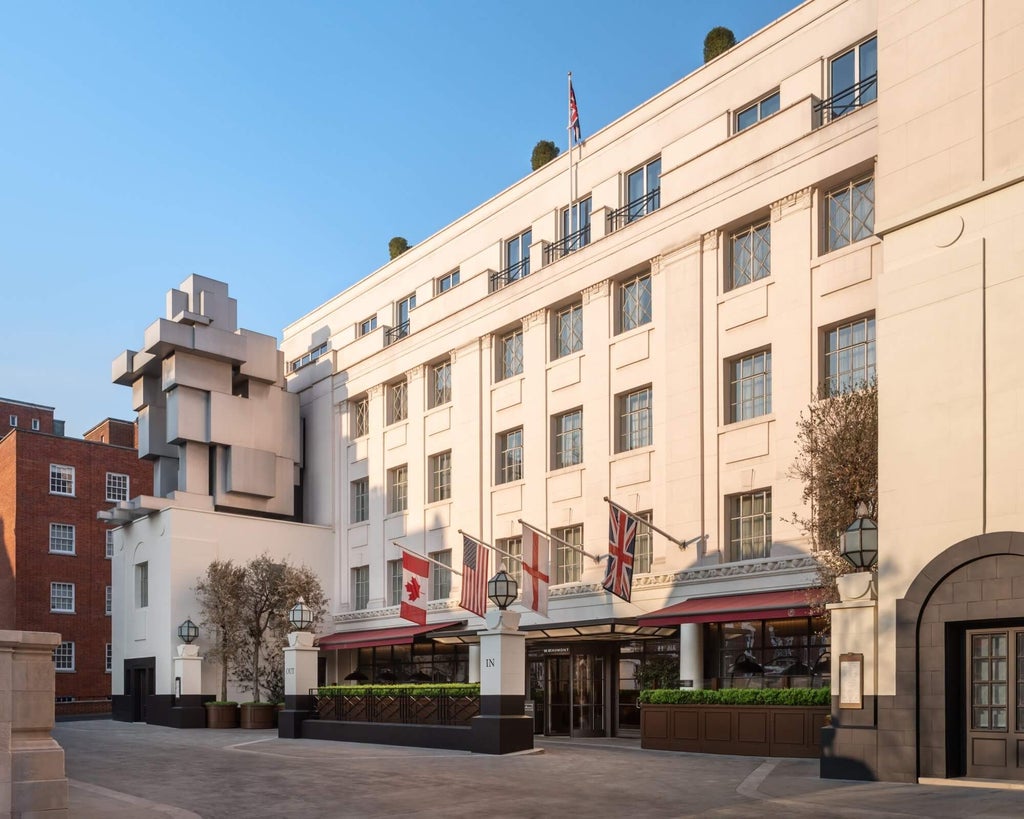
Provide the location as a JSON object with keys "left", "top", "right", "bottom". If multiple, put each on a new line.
{"left": 487, "top": 569, "right": 518, "bottom": 611}
{"left": 280, "top": 596, "right": 318, "bottom": 739}
{"left": 840, "top": 501, "right": 878, "bottom": 570}
{"left": 172, "top": 617, "right": 204, "bottom": 719}
{"left": 177, "top": 617, "right": 199, "bottom": 645}
{"left": 288, "top": 596, "right": 313, "bottom": 631}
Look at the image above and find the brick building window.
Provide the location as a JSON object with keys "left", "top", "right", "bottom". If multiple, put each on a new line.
{"left": 105, "top": 644, "right": 112, "bottom": 673}
{"left": 49, "top": 523, "right": 75, "bottom": 555}
{"left": 106, "top": 530, "right": 114, "bottom": 559}
{"left": 9, "top": 415, "right": 16, "bottom": 427}
{"left": 50, "top": 582, "right": 75, "bottom": 613}
{"left": 49, "top": 464, "right": 75, "bottom": 496}
{"left": 53, "top": 641, "right": 75, "bottom": 672}
{"left": 105, "top": 472, "right": 130, "bottom": 502}
{"left": 106, "top": 585, "right": 112, "bottom": 615}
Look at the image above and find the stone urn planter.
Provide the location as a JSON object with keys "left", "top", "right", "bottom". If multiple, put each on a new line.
{"left": 240, "top": 702, "right": 277, "bottom": 729}
{"left": 205, "top": 702, "right": 239, "bottom": 729}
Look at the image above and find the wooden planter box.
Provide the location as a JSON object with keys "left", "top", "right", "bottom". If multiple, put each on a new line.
{"left": 239, "top": 703, "right": 277, "bottom": 729}
{"left": 205, "top": 703, "right": 240, "bottom": 729}
{"left": 641, "top": 703, "right": 829, "bottom": 758}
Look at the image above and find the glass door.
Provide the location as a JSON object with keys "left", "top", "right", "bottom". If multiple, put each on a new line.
{"left": 546, "top": 656, "right": 571, "bottom": 736}
{"left": 966, "top": 628, "right": 1024, "bottom": 780}
{"left": 572, "top": 653, "right": 605, "bottom": 737}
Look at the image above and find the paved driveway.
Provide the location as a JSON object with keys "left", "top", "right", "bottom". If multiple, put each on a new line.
{"left": 55, "top": 720, "right": 1024, "bottom": 818}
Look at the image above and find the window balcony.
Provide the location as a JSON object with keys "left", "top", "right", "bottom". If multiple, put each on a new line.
{"left": 607, "top": 188, "right": 660, "bottom": 233}
{"left": 384, "top": 321, "right": 410, "bottom": 346}
{"left": 489, "top": 257, "right": 530, "bottom": 292}
{"left": 543, "top": 224, "right": 591, "bottom": 264}
{"left": 814, "top": 74, "right": 877, "bottom": 127}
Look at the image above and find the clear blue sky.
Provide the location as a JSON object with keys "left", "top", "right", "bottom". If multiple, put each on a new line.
{"left": 1, "top": 0, "right": 799, "bottom": 437}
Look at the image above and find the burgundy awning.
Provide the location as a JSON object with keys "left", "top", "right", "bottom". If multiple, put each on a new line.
{"left": 637, "top": 589, "right": 816, "bottom": 627}
{"left": 315, "top": 621, "right": 464, "bottom": 651}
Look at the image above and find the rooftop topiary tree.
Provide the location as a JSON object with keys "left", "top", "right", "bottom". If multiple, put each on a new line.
{"left": 389, "top": 236, "right": 410, "bottom": 260}
{"left": 703, "top": 26, "right": 737, "bottom": 63}
{"left": 531, "top": 140, "right": 560, "bottom": 171}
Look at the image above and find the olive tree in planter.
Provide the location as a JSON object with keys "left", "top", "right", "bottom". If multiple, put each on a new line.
{"left": 195, "top": 559, "right": 247, "bottom": 728}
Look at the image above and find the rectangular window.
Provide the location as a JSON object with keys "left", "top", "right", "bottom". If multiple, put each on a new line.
{"left": 497, "top": 428, "right": 524, "bottom": 484}
{"left": 619, "top": 273, "right": 652, "bottom": 332}
{"left": 500, "top": 537, "right": 523, "bottom": 587}
{"left": 291, "top": 342, "right": 328, "bottom": 372}
{"left": 554, "top": 525, "right": 584, "bottom": 585}
{"left": 50, "top": 582, "right": 75, "bottom": 613}
{"left": 548, "top": 198, "right": 593, "bottom": 262}
{"left": 105, "top": 585, "right": 112, "bottom": 616}
{"left": 555, "top": 303, "right": 583, "bottom": 358}
{"left": 729, "top": 350, "right": 772, "bottom": 422}
{"left": 32, "top": 418, "right": 40, "bottom": 431}
{"left": 735, "top": 91, "right": 780, "bottom": 132}
{"left": 501, "top": 229, "right": 532, "bottom": 285}
{"left": 627, "top": 158, "right": 661, "bottom": 222}
{"left": 358, "top": 316, "right": 378, "bottom": 337}
{"left": 499, "top": 328, "right": 524, "bottom": 380}
{"left": 49, "top": 523, "right": 75, "bottom": 555}
{"left": 387, "top": 380, "right": 408, "bottom": 424}
{"left": 53, "top": 641, "right": 75, "bottom": 672}
{"left": 554, "top": 409, "right": 583, "bottom": 469}
{"left": 429, "top": 359, "right": 452, "bottom": 408}
{"left": 49, "top": 464, "right": 75, "bottom": 496}
{"left": 135, "top": 563, "right": 148, "bottom": 608}
{"left": 429, "top": 550, "right": 452, "bottom": 600}
{"left": 105, "top": 643, "right": 112, "bottom": 673}
{"left": 388, "top": 559, "right": 403, "bottom": 606}
{"left": 388, "top": 465, "right": 408, "bottom": 514}
{"left": 429, "top": 451, "right": 452, "bottom": 502}
{"left": 619, "top": 387, "right": 653, "bottom": 452}
{"left": 826, "top": 176, "right": 875, "bottom": 252}
{"left": 828, "top": 36, "right": 877, "bottom": 120}
{"left": 634, "top": 511, "right": 653, "bottom": 575}
{"left": 437, "top": 268, "right": 460, "bottom": 293}
{"left": 352, "top": 566, "right": 370, "bottom": 610}
{"left": 728, "top": 490, "right": 772, "bottom": 561}
{"left": 106, "top": 472, "right": 130, "bottom": 502}
{"left": 395, "top": 294, "right": 416, "bottom": 337}
{"left": 825, "top": 316, "right": 876, "bottom": 395}
{"left": 352, "top": 396, "right": 370, "bottom": 438}
{"left": 729, "top": 221, "right": 771, "bottom": 291}
{"left": 106, "top": 530, "right": 114, "bottom": 559}
{"left": 9, "top": 415, "right": 16, "bottom": 427}
{"left": 351, "top": 478, "right": 369, "bottom": 524}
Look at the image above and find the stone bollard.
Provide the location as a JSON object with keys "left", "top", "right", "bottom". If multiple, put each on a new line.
{"left": 0, "top": 630, "right": 68, "bottom": 818}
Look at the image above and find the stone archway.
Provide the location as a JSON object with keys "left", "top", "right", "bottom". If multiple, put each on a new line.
{"left": 891, "top": 532, "right": 1024, "bottom": 780}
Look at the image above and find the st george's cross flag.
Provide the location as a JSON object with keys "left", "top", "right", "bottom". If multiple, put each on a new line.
{"left": 521, "top": 524, "right": 550, "bottom": 617}
{"left": 400, "top": 551, "right": 431, "bottom": 626}
{"left": 459, "top": 536, "right": 490, "bottom": 618}
{"left": 569, "top": 78, "right": 582, "bottom": 144}
{"left": 603, "top": 505, "right": 638, "bottom": 603}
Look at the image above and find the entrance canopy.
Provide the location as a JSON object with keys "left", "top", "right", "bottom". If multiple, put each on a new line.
{"left": 316, "top": 621, "right": 464, "bottom": 651}
{"left": 638, "top": 589, "right": 815, "bottom": 627}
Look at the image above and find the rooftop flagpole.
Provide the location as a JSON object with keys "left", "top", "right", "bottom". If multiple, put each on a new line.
{"left": 518, "top": 518, "right": 603, "bottom": 564}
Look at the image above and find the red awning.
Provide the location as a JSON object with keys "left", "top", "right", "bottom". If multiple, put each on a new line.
{"left": 637, "top": 589, "right": 816, "bottom": 627}
{"left": 315, "top": 621, "right": 464, "bottom": 651}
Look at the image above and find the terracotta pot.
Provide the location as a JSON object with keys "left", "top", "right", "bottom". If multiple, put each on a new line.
{"left": 239, "top": 702, "right": 277, "bottom": 729}
{"left": 205, "top": 703, "right": 240, "bottom": 729}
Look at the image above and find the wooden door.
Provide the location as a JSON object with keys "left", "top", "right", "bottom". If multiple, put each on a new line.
{"left": 966, "top": 628, "right": 1024, "bottom": 779}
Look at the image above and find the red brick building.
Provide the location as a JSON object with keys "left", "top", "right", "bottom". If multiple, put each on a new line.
{"left": 0, "top": 398, "right": 152, "bottom": 708}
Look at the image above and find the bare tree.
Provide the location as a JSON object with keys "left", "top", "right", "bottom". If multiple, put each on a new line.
{"left": 195, "top": 559, "right": 246, "bottom": 702}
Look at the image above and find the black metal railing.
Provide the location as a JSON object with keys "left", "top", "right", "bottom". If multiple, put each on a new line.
{"left": 314, "top": 692, "right": 480, "bottom": 726}
{"left": 607, "top": 188, "right": 660, "bottom": 233}
{"left": 813, "top": 74, "right": 877, "bottom": 126}
{"left": 544, "top": 224, "right": 591, "bottom": 264}
{"left": 489, "top": 257, "right": 531, "bottom": 292}
{"left": 384, "top": 321, "right": 410, "bottom": 346}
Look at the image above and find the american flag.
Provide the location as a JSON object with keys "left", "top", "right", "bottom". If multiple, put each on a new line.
{"left": 459, "top": 535, "right": 489, "bottom": 617}
{"left": 569, "top": 79, "right": 581, "bottom": 144}
{"left": 603, "top": 505, "right": 637, "bottom": 602}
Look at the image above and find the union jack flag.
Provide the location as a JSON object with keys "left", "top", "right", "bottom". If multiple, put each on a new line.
{"left": 569, "top": 78, "right": 582, "bottom": 144}
{"left": 603, "top": 505, "right": 637, "bottom": 602}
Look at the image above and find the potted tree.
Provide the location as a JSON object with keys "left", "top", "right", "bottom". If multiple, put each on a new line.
{"left": 195, "top": 559, "right": 246, "bottom": 729}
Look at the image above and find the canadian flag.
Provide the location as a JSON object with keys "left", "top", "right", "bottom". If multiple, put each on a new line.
{"left": 400, "top": 551, "right": 430, "bottom": 626}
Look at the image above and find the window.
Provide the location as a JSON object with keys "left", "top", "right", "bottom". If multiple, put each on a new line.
{"left": 825, "top": 316, "right": 876, "bottom": 395}
{"left": 555, "top": 303, "right": 583, "bottom": 358}
{"left": 736, "top": 91, "right": 780, "bottom": 132}
{"left": 828, "top": 37, "right": 877, "bottom": 120}
{"left": 31, "top": 418, "right": 40, "bottom": 431}
{"left": 351, "top": 478, "right": 369, "bottom": 524}
{"left": 729, "top": 221, "right": 771, "bottom": 291}
{"left": 499, "top": 328, "right": 524, "bottom": 380}
{"left": 728, "top": 490, "right": 772, "bottom": 561}
{"left": 105, "top": 643, "right": 112, "bottom": 673}
{"left": 619, "top": 387, "right": 652, "bottom": 452}
{"left": 352, "top": 566, "right": 370, "bottom": 610}
{"left": 53, "top": 641, "right": 75, "bottom": 672}
{"left": 106, "top": 472, "right": 130, "bottom": 502}
{"left": 497, "top": 428, "right": 524, "bottom": 484}
{"left": 49, "top": 464, "right": 74, "bottom": 496}
{"left": 352, "top": 396, "right": 370, "bottom": 438}
{"left": 291, "top": 342, "right": 328, "bottom": 372}
{"left": 388, "top": 559, "right": 403, "bottom": 606}
{"left": 548, "top": 198, "right": 592, "bottom": 261}
{"left": 105, "top": 586, "right": 112, "bottom": 616}
{"left": 429, "top": 359, "right": 451, "bottom": 408}
{"left": 619, "top": 272, "right": 652, "bottom": 332}
{"left": 395, "top": 294, "right": 416, "bottom": 337}
{"left": 634, "top": 512, "right": 653, "bottom": 575}
{"left": 437, "top": 269, "right": 460, "bottom": 293}
{"left": 8, "top": 415, "right": 16, "bottom": 427}
{"left": 135, "top": 563, "right": 148, "bottom": 608}
{"left": 358, "top": 316, "right": 378, "bottom": 337}
{"left": 826, "top": 176, "right": 875, "bottom": 252}
{"left": 553, "top": 409, "right": 583, "bottom": 469}
{"left": 500, "top": 537, "right": 523, "bottom": 586}
{"left": 501, "top": 229, "right": 532, "bottom": 285}
{"left": 388, "top": 465, "right": 408, "bottom": 514}
{"left": 429, "top": 549, "right": 452, "bottom": 600}
{"left": 49, "top": 523, "right": 75, "bottom": 555}
{"left": 105, "top": 530, "right": 114, "bottom": 559}
{"left": 50, "top": 582, "right": 75, "bottom": 613}
{"left": 429, "top": 451, "right": 452, "bottom": 502}
{"left": 627, "top": 158, "right": 661, "bottom": 222}
{"left": 554, "top": 525, "right": 583, "bottom": 585}
{"left": 729, "top": 350, "right": 772, "bottom": 422}
{"left": 387, "top": 380, "right": 408, "bottom": 424}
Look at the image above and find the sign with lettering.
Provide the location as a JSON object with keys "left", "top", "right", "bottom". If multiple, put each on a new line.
{"left": 839, "top": 653, "right": 863, "bottom": 709}
{"left": 485, "top": 658, "right": 495, "bottom": 668}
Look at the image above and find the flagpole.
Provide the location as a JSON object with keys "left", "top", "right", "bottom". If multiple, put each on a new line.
{"left": 518, "top": 518, "right": 603, "bottom": 564}
{"left": 391, "top": 541, "right": 463, "bottom": 577}
{"left": 603, "top": 496, "right": 708, "bottom": 551}
{"left": 457, "top": 529, "right": 524, "bottom": 568}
